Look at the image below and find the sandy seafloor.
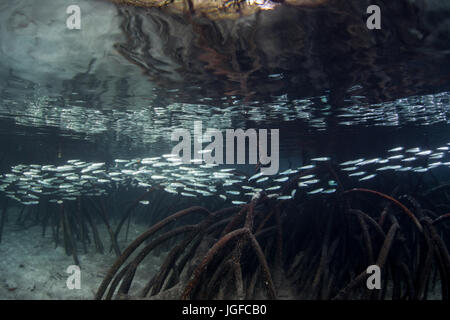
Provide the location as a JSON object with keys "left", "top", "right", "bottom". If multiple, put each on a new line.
{"left": 0, "top": 207, "right": 162, "bottom": 299}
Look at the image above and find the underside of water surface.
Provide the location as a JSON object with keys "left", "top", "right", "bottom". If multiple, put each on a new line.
{"left": 0, "top": 0, "right": 449, "bottom": 300}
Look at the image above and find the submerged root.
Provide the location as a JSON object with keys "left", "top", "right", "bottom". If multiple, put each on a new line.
{"left": 94, "top": 183, "right": 449, "bottom": 300}
{"left": 5, "top": 180, "right": 446, "bottom": 300}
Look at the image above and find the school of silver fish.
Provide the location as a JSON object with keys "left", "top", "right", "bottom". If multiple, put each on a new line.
{"left": 0, "top": 142, "right": 449, "bottom": 206}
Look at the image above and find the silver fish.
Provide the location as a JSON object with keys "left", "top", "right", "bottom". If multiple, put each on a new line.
{"left": 181, "top": 192, "right": 196, "bottom": 197}
{"left": 416, "top": 150, "right": 432, "bottom": 156}
{"left": 256, "top": 177, "right": 269, "bottom": 183}
{"left": 307, "top": 188, "right": 324, "bottom": 194}
{"left": 300, "top": 174, "right": 315, "bottom": 180}
{"left": 388, "top": 155, "right": 404, "bottom": 160}
{"left": 249, "top": 172, "right": 263, "bottom": 181}
{"left": 349, "top": 171, "right": 366, "bottom": 177}
{"left": 311, "top": 157, "right": 330, "bottom": 162}
{"left": 277, "top": 195, "right": 292, "bottom": 200}
{"left": 299, "top": 164, "right": 315, "bottom": 170}
{"left": 388, "top": 147, "right": 403, "bottom": 152}
{"left": 339, "top": 159, "right": 364, "bottom": 166}
{"left": 302, "top": 179, "right": 319, "bottom": 185}
{"left": 359, "top": 174, "right": 376, "bottom": 181}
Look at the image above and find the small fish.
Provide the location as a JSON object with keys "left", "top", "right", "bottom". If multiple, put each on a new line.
{"left": 348, "top": 171, "right": 366, "bottom": 177}
{"left": 266, "top": 185, "right": 281, "bottom": 191}
{"left": 298, "top": 182, "right": 309, "bottom": 187}
{"left": 108, "top": 172, "right": 121, "bottom": 177}
{"left": 56, "top": 165, "right": 75, "bottom": 172}
{"left": 388, "top": 147, "right": 403, "bottom": 152}
{"left": 256, "top": 177, "right": 269, "bottom": 183}
{"left": 307, "top": 188, "right": 324, "bottom": 195}
{"left": 311, "top": 157, "right": 330, "bottom": 162}
{"left": 429, "top": 162, "right": 442, "bottom": 167}
{"left": 274, "top": 177, "right": 289, "bottom": 182}
{"left": 22, "top": 201, "right": 39, "bottom": 205}
{"left": 302, "top": 179, "right": 319, "bottom": 185}
{"left": 219, "top": 195, "right": 227, "bottom": 201}
{"left": 139, "top": 200, "right": 150, "bottom": 205}
{"left": 65, "top": 175, "right": 79, "bottom": 181}
{"left": 162, "top": 153, "right": 178, "bottom": 158}
{"left": 401, "top": 157, "right": 417, "bottom": 162}
{"left": 81, "top": 175, "right": 95, "bottom": 180}
{"left": 300, "top": 174, "right": 315, "bottom": 180}
{"left": 291, "top": 189, "right": 297, "bottom": 197}
{"left": 341, "top": 166, "right": 358, "bottom": 171}
{"left": 388, "top": 155, "right": 404, "bottom": 160}
{"left": 279, "top": 169, "right": 295, "bottom": 175}
{"left": 277, "top": 195, "right": 292, "bottom": 200}
{"left": 322, "top": 188, "right": 336, "bottom": 194}
{"left": 197, "top": 190, "right": 213, "bottom": 196}
{"left": 164, "top": 187, "right": 178, "bottom": 194}
{"left": 181, "top": 192, "right": 196, "bottom": 197}
{"left": 151, "top": 175, "right": 166, "bottom": 180}
{"left": 299, "top": 164, "right": 315, "bottom": 170}
{"left": 406, "top": 147, "right": 420, "bottom": 153}
{"left": 339, "top": 159, "right": 364, "bottom": 166}
{"left": 232, "top": 201, "right": 246, "bottom": 205}
{"left": 359, "top": 174, "right": 376, "bottom": 181}
{"left": 226, "top": 190, "right": 240, "bottom": 195}
{"left": 429, "top": 153, "right": 444, "bottom": 160}
{"left": 356, "top": 158, "right": 380, "bottom": 166}
{"left": 416, "top": 150, "right": 432, "bottom": 156}
{"left": 376, "top": 166, "right": 394, "bottom": 171}
{"left": 249, "top": 172, "right": 263, "bottom": 181}
{"left": 169, "top": 182, "right": 185, "bottom": 188}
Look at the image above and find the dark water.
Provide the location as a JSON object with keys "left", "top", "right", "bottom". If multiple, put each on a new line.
{"left": 0, "top": 0, "right": 449, "bottom": 300}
